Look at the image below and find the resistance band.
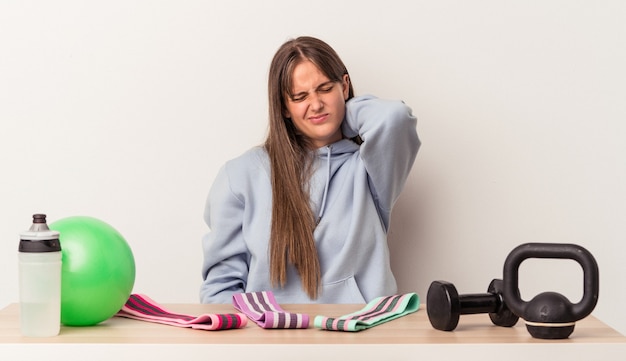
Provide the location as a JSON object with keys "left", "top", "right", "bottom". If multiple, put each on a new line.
{"left": 116, "top": 294, "right": 247, "bottom": 330}
{"left": 314, "top": 292, "right": 420, "bottom": 331}
{"left": 232, "top": 291, "right": 309, "bottom": 329}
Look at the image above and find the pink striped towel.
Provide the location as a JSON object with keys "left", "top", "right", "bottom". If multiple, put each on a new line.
{"left": 115, "top": 294, "right": 247, "bottom": 330}
{"left": 232, "top": 291, "right": 309, "bottom": 329}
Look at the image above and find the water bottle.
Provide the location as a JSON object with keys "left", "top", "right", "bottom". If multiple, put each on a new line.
{"left": 18, "top": 214, "right": 62, "bottom": 337}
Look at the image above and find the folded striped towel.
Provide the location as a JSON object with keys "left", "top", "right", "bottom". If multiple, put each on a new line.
{"left": 115, "top": 294, "right": 247, "bottom": 330}
{"left": 232, "top": 291, "right": 309, "bottom": 329}
{"left": 314, "top": 292, "right": 420, "bottom": 331}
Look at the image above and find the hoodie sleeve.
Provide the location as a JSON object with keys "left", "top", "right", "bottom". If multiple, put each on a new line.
{"left": 199, "top": 163, "right": 249, "bottom": 304}
{"left": 342, "top": 95, "right": 420, "bottom": 230}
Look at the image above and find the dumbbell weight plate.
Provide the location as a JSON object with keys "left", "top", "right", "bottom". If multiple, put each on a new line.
{"left": 487, "top": 279, "right": 519, "bottom": 327}
{"left": 426, "top": 280, "right": 461, "bottom": 331}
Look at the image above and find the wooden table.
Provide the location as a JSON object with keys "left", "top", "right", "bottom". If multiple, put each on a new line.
{"left": 1, "top": 303, "right": 625, "bottom": 360}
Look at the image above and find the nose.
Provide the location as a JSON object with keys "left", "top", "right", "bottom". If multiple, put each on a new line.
{"left": 310, "top": 93, "right": 324, "bottom": 112}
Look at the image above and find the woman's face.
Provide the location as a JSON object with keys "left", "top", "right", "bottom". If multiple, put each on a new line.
{"left": 284, "top": 60, "right": 350, "bottom": 149}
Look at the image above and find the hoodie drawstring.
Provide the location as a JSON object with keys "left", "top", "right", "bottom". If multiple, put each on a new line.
{"left": 316, "top": 145, "right": 332, "bottom": 225}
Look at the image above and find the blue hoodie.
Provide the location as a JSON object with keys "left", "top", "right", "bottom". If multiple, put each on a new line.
{"left": 200, "top": 95, "right": 420, "bottom": 304}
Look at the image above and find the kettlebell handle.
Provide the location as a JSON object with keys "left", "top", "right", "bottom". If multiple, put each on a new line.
{"left": 502, "top": 243, "right": 599, "bottom": 321}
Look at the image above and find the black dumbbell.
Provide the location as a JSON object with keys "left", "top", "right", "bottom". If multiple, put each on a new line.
{"left": 426, "top": 279, "right": 519, "bottom": 331}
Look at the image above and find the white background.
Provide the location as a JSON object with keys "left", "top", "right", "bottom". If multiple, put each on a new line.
{"left": 1, "top": 1, "right": 625, "bottom": 335}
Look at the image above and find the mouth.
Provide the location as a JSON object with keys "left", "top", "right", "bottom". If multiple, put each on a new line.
{"left": 309, "top": 113, "right": 329, "bottom": 124}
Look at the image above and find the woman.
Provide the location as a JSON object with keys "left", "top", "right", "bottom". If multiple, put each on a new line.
{"left": 200, "top": 36, "right": 420, "bottom": 304}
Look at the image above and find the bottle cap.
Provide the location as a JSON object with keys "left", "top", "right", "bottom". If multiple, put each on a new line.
{"left": 19, "top": 214, "right": 62, "bottom": 253}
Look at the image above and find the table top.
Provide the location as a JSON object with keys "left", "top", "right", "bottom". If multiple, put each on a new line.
{"left": 1, "top": 302, "right": 624, "bottom": 345}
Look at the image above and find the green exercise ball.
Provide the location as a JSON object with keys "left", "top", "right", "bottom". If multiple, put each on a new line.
{"left": 49, "top": 216, "right": 135, "bottom": 326}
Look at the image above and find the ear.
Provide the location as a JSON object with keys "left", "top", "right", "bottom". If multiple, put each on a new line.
{"left": 341, "top": 74, "right": 350, "bottom": 100}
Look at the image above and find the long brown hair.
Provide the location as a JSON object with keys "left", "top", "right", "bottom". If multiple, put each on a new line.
{"left": 264, "top": 36, "right": 355, "bottom": 299}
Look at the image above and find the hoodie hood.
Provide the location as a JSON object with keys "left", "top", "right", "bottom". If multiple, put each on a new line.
{"left": 315, "top": 138, "right": 360, "bottom": 158}
{"left": 313, "top": 139, "right": 360, "bottom": 224}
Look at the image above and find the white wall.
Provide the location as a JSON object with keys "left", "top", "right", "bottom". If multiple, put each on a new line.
{"left": 1, "top": 1, "right": 625, "bottom": 335}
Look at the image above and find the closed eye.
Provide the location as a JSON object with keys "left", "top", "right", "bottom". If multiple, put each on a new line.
{"left": 317, "top": 82, "right": 334, "bottom": 93}
{"left": 290, "top": 93, "right": 307, "bottom": 102}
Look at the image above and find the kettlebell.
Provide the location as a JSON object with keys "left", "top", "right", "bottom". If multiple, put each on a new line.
{"left": 502, "top": 243, "right": 599, "bottom": 339}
